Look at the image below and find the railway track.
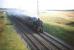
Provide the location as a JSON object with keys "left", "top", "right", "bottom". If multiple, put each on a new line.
{"left": 40, "top": 32, "right": 74, "bottom": 50}
{"left": 10, "top": 16, "right": 48, "bottom": 50}
{"left": 13, "top": 17, "right": 57, "bottom": 50}
{"left": 10, "top": 17, "right": 44, "bottom": 50}
{"left": 8, "top": 16, "right": 73, "bottom": 50}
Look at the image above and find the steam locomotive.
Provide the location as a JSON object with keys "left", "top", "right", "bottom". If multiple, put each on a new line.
{"left": 20, "top": 16, "right": 43, "bottom": 33}
{"left": 6, "top": 9, "right": 43, "bottom": 33}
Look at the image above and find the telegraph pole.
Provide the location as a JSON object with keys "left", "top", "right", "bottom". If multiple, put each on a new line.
{"left": 37, "top": 0, "right": 39, "bottom": 18}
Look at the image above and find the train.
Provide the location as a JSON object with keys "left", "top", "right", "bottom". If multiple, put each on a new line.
{"left": 19, "top": 16, "right": 43, "bottom": 33}
{"left": 6, "top": 9, "right": 43, "bottom": 33}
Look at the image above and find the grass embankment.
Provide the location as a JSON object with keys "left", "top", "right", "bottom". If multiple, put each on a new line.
{"left": 39, "top": 12, "right": 74, "bottom": 47}
{"left": 0, "top": 18, "right": 5, "bottom": 32}
{"left": 0, "top": 17, "right": 28, "bottom": 50}
{"left": 43, "top": 23, "right": 74, "bottom": 47}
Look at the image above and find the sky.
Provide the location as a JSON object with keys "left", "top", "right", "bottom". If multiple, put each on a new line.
{"left": 0, "top": 0, "right": 37, "bottom": 17}
{"left": 0, "top": 0, "right": 74, "bottom": 17}
{"left": 39, "top": 0, "right": 74, "bottom": 11}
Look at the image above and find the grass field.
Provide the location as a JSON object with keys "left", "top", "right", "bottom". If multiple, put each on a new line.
{"left": 39, "top": 11, "right": 74, "bottom": 47}
{"left": 0, "top": 17, "right": 5, "bottom": 32}
{"left": 0, "top": 25, "right": 29, "bottom": 50}
{"left": 0, "top": 14, "right": 28, "bottom": 50}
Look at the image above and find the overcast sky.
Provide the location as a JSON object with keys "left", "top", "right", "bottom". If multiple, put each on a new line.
{"left": 39, "top": 0, "right": 74, "bottom": 10}
{"left": 0, "top": 0, "right": 74, "bottom": 16}
{"left": 0, "top": 0, "right": 74, "bottom": 10}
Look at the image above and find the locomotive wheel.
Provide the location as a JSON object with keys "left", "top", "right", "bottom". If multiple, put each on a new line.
{"left": 37, "top": 26, "right": 43, "bottom": 33}
{"left": 39, "top": 27, "right": 43, "bottom": 33}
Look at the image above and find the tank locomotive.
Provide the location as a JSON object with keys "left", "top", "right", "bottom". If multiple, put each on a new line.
{"left": 23, "top": 16, "right": 43, "bottom": 33}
